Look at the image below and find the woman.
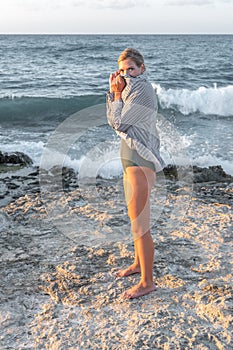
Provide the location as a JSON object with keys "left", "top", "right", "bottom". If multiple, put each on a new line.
{"left": 107, "top": 48, "right": 164, "bottom": 299}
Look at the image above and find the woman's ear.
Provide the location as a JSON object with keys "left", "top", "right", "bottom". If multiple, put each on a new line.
{"left": 141, "top": 63, "right": 145, "bottom": 72}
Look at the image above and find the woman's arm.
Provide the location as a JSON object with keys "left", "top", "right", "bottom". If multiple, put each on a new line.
{"left": 106, "top": 71, "right": 126, "bottom": 129}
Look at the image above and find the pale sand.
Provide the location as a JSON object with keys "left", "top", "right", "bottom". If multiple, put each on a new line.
{"left": 0, "top": 180, "right": 232, "bottom": 349}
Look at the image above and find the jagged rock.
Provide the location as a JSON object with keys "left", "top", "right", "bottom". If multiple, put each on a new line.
{"left": 162, "top": 165, "right": 180, "bottom": 180}
{"left": 1, "top": 160, "right": 232, "bottom": 209}
{"left": 39, "top": 166, "right": 78, "bottom": 189}
{"left": 193, "top": 165, "right": 233, "bottom": 183}
{"left": 163, "top": 164, "right": 233, "bottom": 183}
{"left": 0, "top": 151, "right": 33, "bottom": 166}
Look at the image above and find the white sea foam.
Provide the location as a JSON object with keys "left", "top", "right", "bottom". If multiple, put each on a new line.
{"left": 64, "top": 140, "right": 122, "bottom": 180}
{"left": 190, "top": 154, "right": 233, "bottom": 176}
{"left": 0, "top": 140, "right": 45, "bottom": 166}
{"left": 153, "top": 83, "right": 233, "bottom": 117}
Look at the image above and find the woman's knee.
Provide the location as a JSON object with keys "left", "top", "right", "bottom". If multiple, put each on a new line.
{"left": 131, "top": 217, "right": 151, "bottom": 239}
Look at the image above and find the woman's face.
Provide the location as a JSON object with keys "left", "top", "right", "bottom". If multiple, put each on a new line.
{"left": 118, "top": 58, "right": 144, "bottom": 77}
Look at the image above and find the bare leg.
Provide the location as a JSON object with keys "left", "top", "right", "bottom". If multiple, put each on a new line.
{"left": 116, "top": 171, "right": 140, "bottom": 277}
{"left": 124, "top": 230, "right": 155, "bottom": 299}
{"left": 120, "top": 166, "right": 156, "bottom": 298}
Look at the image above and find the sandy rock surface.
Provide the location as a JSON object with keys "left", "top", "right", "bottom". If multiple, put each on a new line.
{"left": 0, "top": 166, "right": 232, "bottom": 349}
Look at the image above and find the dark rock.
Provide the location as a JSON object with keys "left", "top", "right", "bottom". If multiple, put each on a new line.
{"left": 163, "top": 164, "right": 178, "bottom": 180}
{"left": 7, "top": 183, "right": 20, "bottom": 190}
{"left": 39, "top": 166, "right": 78, "bottom": 191}
{"left": 0, "top": 164, "right": 79, "bottom": 208}
{"left": 162, "top": 164, "right": 193, "bottom": 183}
{"left": 193, "top": 165, "right": 233, "bottom": 183}
{"left": 0, "top": 151, "right": 33, "bottom": 166}
{"left": 163, "top": 164, "right": 233, "bottom": 183}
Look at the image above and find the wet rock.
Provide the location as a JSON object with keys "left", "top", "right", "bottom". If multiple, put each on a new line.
{"left": 193, "top": 165, "right": 233, "bottom": 183}
{"left": 0, "top": 151, "right": 33, "bottom": 166}
{"left": 0, "top": 165, "right": 79, "bottom": 208}
{"left": 39, "top": 166, "right": 78, "bottom": 191}
{"left": 163, "top": 164, "right": 178, "bottom": 180}
{"left": 163, "top": 164, "right": 233, "bottom": 183}
{"left": 0, "top": 152, "right": 232, "bottom": 210}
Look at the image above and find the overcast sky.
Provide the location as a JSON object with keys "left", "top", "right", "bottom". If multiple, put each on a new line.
{"left": 0, "top": 0, "right": 233, "bottom": 34}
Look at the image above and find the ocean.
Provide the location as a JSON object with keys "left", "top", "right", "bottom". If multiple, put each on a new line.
{"left": 1, "top": 34, "right": 233, "bottom": 177}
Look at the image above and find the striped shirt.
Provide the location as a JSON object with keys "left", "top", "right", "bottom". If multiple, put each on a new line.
{"left": 106, "top": 72, "right": 165, "bottom": 172}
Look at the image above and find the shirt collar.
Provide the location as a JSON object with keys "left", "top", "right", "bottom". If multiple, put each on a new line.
{"left": 124, "top": 71, "right": 147, "bottom": 81}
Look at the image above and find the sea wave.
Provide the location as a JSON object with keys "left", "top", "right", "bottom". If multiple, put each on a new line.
{"left": 0, "top": 94, "right": 105, "bottom": 126}
{"left": 154, "top": 83, "right": 233, "bottom": 117}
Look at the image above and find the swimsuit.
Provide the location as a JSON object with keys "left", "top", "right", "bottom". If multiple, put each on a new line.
{"left": 120, "top": 138, "right": 155, "bottom": 172}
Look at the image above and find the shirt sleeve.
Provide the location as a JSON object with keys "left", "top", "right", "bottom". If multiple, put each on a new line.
{"left": 106, "top": 92, "right": 124, "bottom": 130}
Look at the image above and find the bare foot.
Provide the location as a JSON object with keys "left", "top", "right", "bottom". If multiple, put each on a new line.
{"left": 116, "top": 264, "right": 141, "bottom": 277}
{"left": 123, "top": 281, "right": 155, "bottom": 299}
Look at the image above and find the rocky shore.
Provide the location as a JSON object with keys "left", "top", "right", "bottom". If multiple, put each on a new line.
{"left": 1, "top": 150, "right": 233, "bottom": 208}
{"left": 0, "top": 151, "right": 233, "bottom": 349}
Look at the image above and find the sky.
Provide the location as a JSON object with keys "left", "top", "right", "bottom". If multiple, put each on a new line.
{"left": 0, "top": 0, "right": 233, "bottom": 34}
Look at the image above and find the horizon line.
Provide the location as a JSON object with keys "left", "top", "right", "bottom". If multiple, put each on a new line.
{"left": 0, "top": 32, "right": 233, "bottom": 35}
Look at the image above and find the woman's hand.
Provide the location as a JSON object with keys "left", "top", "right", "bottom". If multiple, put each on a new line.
{"left": 109, "top": 71, "right": 126, "bottom": 94}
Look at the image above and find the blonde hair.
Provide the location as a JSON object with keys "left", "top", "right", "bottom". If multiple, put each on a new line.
{"left": 118, "top": 48, "right": 145, "bottom": 68}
